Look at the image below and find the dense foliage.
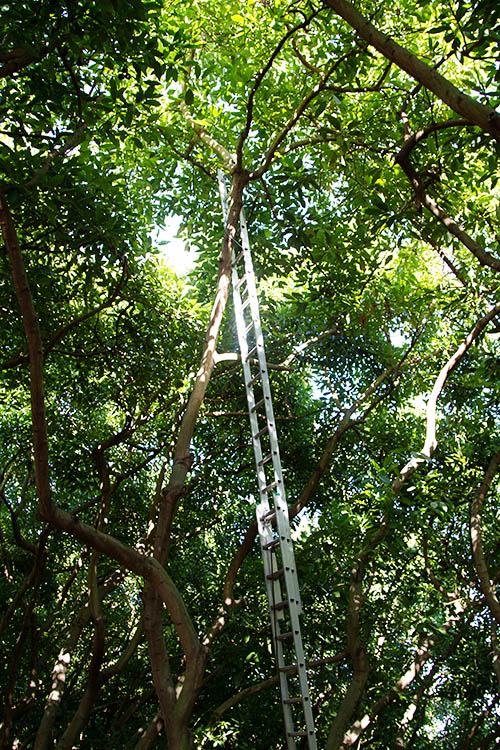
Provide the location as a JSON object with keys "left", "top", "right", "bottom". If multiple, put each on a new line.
{"left": 1, "top": 0, "right": 500, "bottom": 748}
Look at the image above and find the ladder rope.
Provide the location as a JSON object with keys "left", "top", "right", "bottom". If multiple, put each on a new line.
{"left": 218, "top": 171, "right": 317, "bottom": 750}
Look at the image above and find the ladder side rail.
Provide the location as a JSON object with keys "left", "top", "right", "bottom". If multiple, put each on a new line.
{"left": 218, "top": 171, "right": 272, "bottom": 505}
{"left": 239, "top": 209, "right": 302, "bottom": 612}
{"left": 274, "top": 497, "right": 302, "bottom": 616}
{"left": 273, "top": 496, "right": 315, "bottom": 740}
{"left": 240, "top": 210, "right": 316, "bottom": 747}
{"left": 234, "top": 293, "right": 272, "bottom": 506}
{"left": 239, "top": 209, "right": 282, "bottom": 471}
{"left": 257, "top": 521, "right": 284, "bottom": 625}
{"left": 257, "top": 507, "right": 296, "bottom": 750}
{"left": 219, "top": 171, "right": 317, "bottom": 749}
{"left": 287, "top": 602, "right": 318, "bottom": 750}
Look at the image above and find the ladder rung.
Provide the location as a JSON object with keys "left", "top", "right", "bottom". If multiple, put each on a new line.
{"left": 235, "top": 275, "right": 247, "bottom": 290}
{"left": 261, "top": 509, "right": 276, "bottom": 522}
{"left": 258, "top": 452, "right": 273, "bottom": 465}
{"left": 251, "top": 398, "right": 265, "bottom": 413}
{"left": 262, "top": 539, "right": 280, "bottom": 551}
{"left": 279, "top": 664, "right": 297, "bottom": 673}
{"left": 248, "top": 372, "right": 261, "bottom": 387}
{"left": 253, "top": 426, "right": 268, "bottom": 440}
{"left": 276, "top": 631, "right": 293, "bottom": 641}
{"left": 220, "top": 176, "right": 318, "bottom": 749}
{"left": 266, "top": 568, "right": 283, "bottom": 581}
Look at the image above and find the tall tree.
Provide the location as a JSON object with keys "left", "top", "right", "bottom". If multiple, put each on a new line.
{"left": 1, "top": 0, "right": 500, "bottom": 748}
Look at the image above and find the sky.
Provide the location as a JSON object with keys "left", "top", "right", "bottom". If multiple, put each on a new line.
{"left": 152, "top": 216, "right": 197, "bottom": 275}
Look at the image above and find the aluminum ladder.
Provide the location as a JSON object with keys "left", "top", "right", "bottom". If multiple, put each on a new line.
{"left": 218, "top": 171, "right": 317, "bottom": 750}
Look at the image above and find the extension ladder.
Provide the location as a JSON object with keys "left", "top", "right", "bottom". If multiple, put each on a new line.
{"left": 218, "top": 171, "right": 317, "bottom": 750}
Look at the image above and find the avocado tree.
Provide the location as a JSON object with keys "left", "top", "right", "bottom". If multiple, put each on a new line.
{"left": 1, "top": 0, "right": 500, "bottom": 748}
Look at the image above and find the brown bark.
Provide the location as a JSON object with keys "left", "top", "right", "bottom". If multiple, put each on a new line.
{"left": 326, "top": 305, "right": 500, "bottom": 749}
{"left": 1, "top": 530, "right": 47, "bottom": 747}
{"left": 324, "top": 0, "right": 500, "bottom": 141}
{"left": 4, "top": 182, "right": 207, "bottom": 744}
{"left": 3, "top": 195, "right": 206, "bottom": 734}
{"left": 0, "top": 48, "right": 36, "bottom": 77}
{"left": 409, "top": 218, "right": 469, "bottom": 287}
{"left": 491, "top": 622, "right": 500, "bottom": 692}
{"left": 143, "top": 169, "right": 249, "bottom": 748}
{"left": 221, "top": 364, "right": 397, "bottom": 605}
{"left": 342, "top": 611, "right": 466, "bottom": 749}
{"left": 396, "top": 149, "right": 500, "bottom": 272}
{"left": 326, "top": 562, "right": 370, "bottom": 750}
{"left": 1, "top": 194, "right": 53, "bottom": 519}
{"left": 391, "top": 302, "right": 500, "bottom": 496}
{"left": 470, "top": 448, "right": 500, "bottom": 625}
{"left": 34, "top": 571, "right": 124, "bottom": 750}
{"left": 50, "top": 506, "right": 200, "bottom": 659}
{"left": 134, "top": 714, "right": 163, "bottom": 750}
{"left": 458, "top": 694, "right": 500, "bottom": 750}
{"left": 55, "top": 619, "right": 105, "bottom": 750}
{"left": 211, "top": 652, "right": 346, "bottom": 723}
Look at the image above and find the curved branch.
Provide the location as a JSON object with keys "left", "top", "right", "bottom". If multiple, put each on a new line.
{"left": 178, "top": 100, "right": 234, "bottom": 168}
{"left": 392, "top": 302, "right": 500, "bottom": 494}
{"left": 43, "top": 258, "right": 128, "bottom": 359}
{"left": 338, "top": 606, "right": 467, "bottom": 749}
{"left": 292, "top": 35, "right": 324, "bottom": 75}
{"left": 396, "top": 147, "right": 500, "bottom": 271}
{"left": 409, "top": 217, "right": 468, "bottom": 287}
{"left": 24, "top": 126, "right": 87, "bottom": 190}
{"left": 212, "top": 652, "right": 346, "bottom": 722}
{"left": 221, "top": 362, "right": 398, "bottom": 605}
{"left": 0, "top": 48, "right": 37, "bottom": 77}
{"left": 250, "top": 44, "right": 360, "bottom": 179}
{"left": 281, "top": 326, "right": 338, "bottom": 367}
{"left": 396, "top": 118, "right": 470, "bottom": 163}
{"left": 470, "top": 448, "right": 500, "bottom": 625}
{"left": 235, "top": 8, "right": 320, "bottom": 168}
{"left": 1, "top": 193, "right": 53, "bottom": 518}
{"left": 50, "top": 507, "right": 201, "bottom": 661}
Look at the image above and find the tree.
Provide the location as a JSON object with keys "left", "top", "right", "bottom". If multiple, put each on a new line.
{"left": 1, "top": 0, "right": 500, "bottom": 747}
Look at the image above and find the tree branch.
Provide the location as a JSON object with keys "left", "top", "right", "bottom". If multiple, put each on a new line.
{"left": 409, "top": 217, "right": 468, "bottom": 287}
{"left": 222, "top": 362, "right": 398, "bottom": 605}
{"left": 392, "top": 302, "right": 500, "bottom": 495}
{"left": 250, "top": 45, "right": 360, "bottom": 179}
{"left": 235, "top": 8, "right": 320, "bottom": 168}
{"left": 281, "top": 326, "right": 339, "bottom": 366}
{"left": 470, "top": 448, "right": 500, "bottom": 626}
{"left": 178, "top": 100, "right": 234, "bottom": 169}
{"left": 396, "top": 118, "right": 470, "bottom": 163}
{"left": 337, "top": 604, "right": 467, "bottom": 749}
{"left": 324, "top": 0, "right": 500, "bottom": 141}
{"left": 0, "top": 48, "right": 37, "bottom": 77}
{"left": 1, "top": 194, "right": 53, "bottom": 519}
{"left": 396, "top": 140, "right": 500, "bottom": 272}
{"left": 212, "top": 652, "right": 346, "bottom": 722}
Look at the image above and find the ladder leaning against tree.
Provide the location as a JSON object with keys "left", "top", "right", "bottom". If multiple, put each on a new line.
{"left": 218, "top": 170, "right": 318, "bottom": 750}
